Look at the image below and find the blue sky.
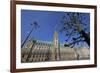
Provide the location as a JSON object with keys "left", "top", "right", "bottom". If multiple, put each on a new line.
{"left": 21, "top": 9, "right": 90, "bottom": 47}
{"left": 21, "top": 10, "right": 67, "bottom": 43}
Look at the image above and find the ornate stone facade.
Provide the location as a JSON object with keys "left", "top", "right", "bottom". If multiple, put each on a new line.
{"left": 21, "top": 31, "right": 90, "bottom": 63}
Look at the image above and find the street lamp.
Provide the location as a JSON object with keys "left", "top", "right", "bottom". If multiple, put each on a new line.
{"left": 21, "top": 21, "right": 39, "bottom": 48}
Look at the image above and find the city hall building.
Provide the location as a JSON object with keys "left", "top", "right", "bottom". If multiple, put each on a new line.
{"left": 21, "top": 31, "right": 90, "bottom": 63}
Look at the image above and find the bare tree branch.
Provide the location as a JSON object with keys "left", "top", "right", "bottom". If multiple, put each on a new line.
{"left": 60, "top": 12, "right": 90, "bottom": 47}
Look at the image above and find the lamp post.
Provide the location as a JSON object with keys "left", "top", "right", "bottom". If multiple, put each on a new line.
{"left": 21, "top": 21, "right": 39, "bottom": 48}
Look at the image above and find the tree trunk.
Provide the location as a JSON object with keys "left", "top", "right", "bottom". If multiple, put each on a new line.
{"left": 80, "top": 30, "right": 90, "bottom": 46}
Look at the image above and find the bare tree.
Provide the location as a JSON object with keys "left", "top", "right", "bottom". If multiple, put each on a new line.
{"left": 60, "top": 12, "right": 90, "bottom": 48}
